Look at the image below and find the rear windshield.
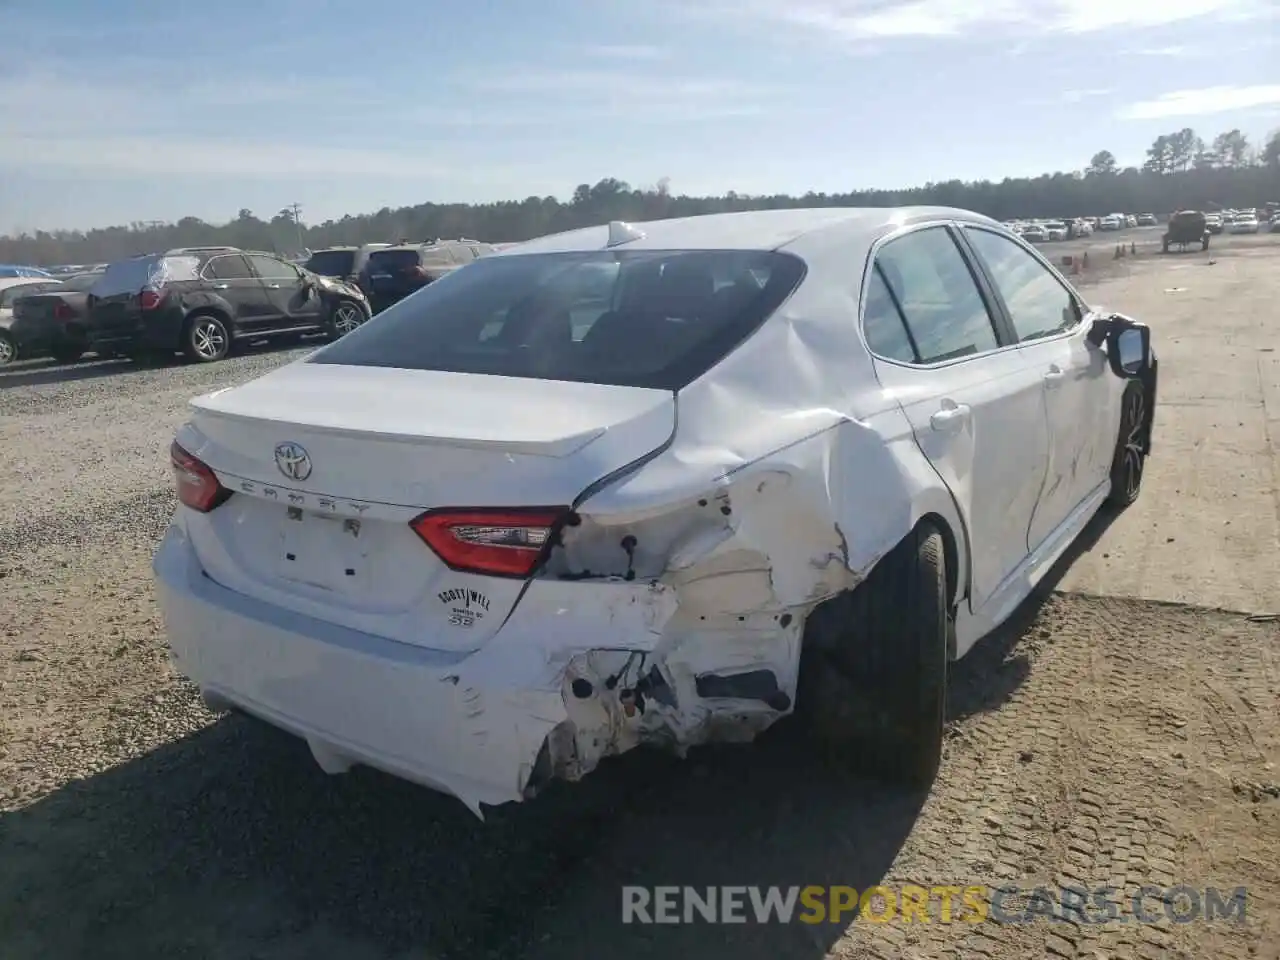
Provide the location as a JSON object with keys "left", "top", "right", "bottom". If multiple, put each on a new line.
{"left": 309, "top": 250, "right": 806, "bottom": 391}
{"left": 92, "top": 256, "right": 200, "bottom": 296}
{"left": 365, "top": 249, "right": 422, "bottom": 273}
{"left": 304, "top": 250, "right": 357, "bottom": 277}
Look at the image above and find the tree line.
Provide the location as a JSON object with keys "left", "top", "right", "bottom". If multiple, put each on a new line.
{"left": 3, "top": 127, "right": 1278, "bottom": 267}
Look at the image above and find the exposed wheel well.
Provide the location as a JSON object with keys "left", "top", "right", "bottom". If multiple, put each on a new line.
{"left": 801, "top": 514, "right": 962, "bottom": 661}
{"left": 917, "top": 512, "right": 960, "bottom": 612}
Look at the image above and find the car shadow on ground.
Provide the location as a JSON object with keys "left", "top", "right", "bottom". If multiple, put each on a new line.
{"left": 0, "top": 337, "right": 322, "bottom": 390}
{"left": 0, "top": 508, "right": 1121, "bottom": 960}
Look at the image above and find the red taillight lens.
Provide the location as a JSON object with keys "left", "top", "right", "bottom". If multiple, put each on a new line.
{"left": 53, "top": 302, "right": 74, "bottom": 321}
{"left": 170, "top": 441, "right": 232, "bottom": 513}
{"left": 410, "top": 508, "right": 567, "bottom": 578}
{"left": 139, "top": 287, "right": 163, "bottom": 310}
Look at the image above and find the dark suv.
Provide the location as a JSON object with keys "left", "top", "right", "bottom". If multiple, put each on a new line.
{"left": 358, "top": 239, "right": 497, "bottom": 313}
{"left": 86, "top": 248, "right": 371, "bottom": 363}
{"left": 302, "top": 244, "right": 391, "bottom": 285}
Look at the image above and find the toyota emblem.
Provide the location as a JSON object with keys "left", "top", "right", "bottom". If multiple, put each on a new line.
{"left": 274, "top": 442, "right": 312, "bottom": 482}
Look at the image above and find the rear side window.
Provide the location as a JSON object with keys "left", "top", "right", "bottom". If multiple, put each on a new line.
{"left": 861, "top": 266, "right": 916, "bottom": 363}
{"left": 203, "top": 255, "right": 253, "bottom": 280}
{"left": 93, "top": 256, "right": 199, "bottom": 296}
{"left": 964, "top": 228, "right": 1080, "bottom": 343}
{"left": 309, "top": 250, "right": 806, "bottom": 391}
{"left": 873, "top": 227, "right": 999, "bottom": 364}
{"left": 304, "top": 250, "right": 357, "bottom": 277}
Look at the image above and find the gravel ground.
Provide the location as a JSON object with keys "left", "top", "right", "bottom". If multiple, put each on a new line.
{"left": 1, "top": 234, "right": 1278, "bottom": 960}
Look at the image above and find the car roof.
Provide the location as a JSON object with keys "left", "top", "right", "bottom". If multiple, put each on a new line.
{"left": 504, "top": 206, "right": 1002, "bottom": 256}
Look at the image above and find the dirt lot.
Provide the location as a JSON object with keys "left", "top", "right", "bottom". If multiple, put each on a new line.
{"left": 2, "top": 231, "right": 1278, "bottom": 960}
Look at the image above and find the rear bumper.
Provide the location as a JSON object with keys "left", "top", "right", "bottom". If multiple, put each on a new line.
{"left": 153, "top": 522, "right": 566, "bottom": 815}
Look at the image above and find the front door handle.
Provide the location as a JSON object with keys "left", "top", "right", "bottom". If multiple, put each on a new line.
{"left": 930, "top": 400, "right": 972, "bottom": 432}
{"left": 266, "top": 283, "right": 282, "bottom": 289}
{"left": 211, "top": 283, "right": 229, "bottom": 290}
{"left": 1044, "top": 364, "right": 1065, "bottom": 387}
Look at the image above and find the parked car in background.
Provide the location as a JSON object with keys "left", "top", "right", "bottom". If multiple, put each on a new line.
{"left": 358, "top": 239, "right": 497, "bottom": 313}
{"left": 1043, "top": 221, "right": 1068, "bottom": 241}
{"left": 0, "top": 264, "right": 55, "bottom": 279}
{"left": 154, "top": 207, "right": 1156, "bottom": 817}
{"left": 303, "top": 244, "right": 392, "bottom": 285}
{"left": 1099, "top": 216, "right": 1122, "bottom": 231}
{"left": 1021, "top": 223, "right": 1049, "bottom": 242}
{"left": 3, "top": 272, "right": 103, "bottom": 364}
{"left": 1204, "top": 214, "right": 1224, "bottom": 235}
{"left": 1, "top": 278, "right": 64, "bottom": 364}
{"left": 1265, "top": 214, "right": 1280, "bottom": 233}
{"left": 1228, "top": 213, "right": 1260, "bottom": 235}
{"left": 85, "top": 248, "right": 370, "bottom": 364}
{"left": 1137, "top": 214, "right": 1157, "bottom": 226}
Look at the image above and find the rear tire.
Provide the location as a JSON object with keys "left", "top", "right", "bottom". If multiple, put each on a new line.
{"left": 1107, "top": 381, "right": 1147, "bottom": 507}
{"left": 182, "top": 313, "right": 231, "bottom": 363}
{"left": 797, "top": 522, "right": 948, "bottom": 788}
{"left": 0, "top": 331, "right": 16, "bottom": 366}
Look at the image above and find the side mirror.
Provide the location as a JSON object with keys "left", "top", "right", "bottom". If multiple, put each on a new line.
{"left": 1087, "top": 314, "right": 1150, "bottom": 379}
{"left": 1112, "top": 326, "right": 1148, "bottom": 378}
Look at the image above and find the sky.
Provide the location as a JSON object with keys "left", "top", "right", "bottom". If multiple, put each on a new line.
{"left": 1, "top": 0, "right": 1277, "bottom": 235}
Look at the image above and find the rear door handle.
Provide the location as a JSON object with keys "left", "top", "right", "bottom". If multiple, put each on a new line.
{"left": 930, "top": 401, "right": 972, "bottom": 432}
{"left": 1043, "top": 365, "right": 1065, "bottom": 388}
{"left": 266, "top": 283, "right": 282, "bottom": 289}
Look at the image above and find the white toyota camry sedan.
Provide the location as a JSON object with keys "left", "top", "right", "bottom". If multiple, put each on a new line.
{"left": 155, "top": 207, "right": 1157, "bottom": 817}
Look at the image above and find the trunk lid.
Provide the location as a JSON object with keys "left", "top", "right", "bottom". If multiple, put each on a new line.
{"left": 179, "top": 361, "right": 675, "bottom": 651}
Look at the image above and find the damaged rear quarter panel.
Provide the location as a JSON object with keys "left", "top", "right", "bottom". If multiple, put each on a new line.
{"left": 518, "top": 229, "right": 969, "bottom": 788}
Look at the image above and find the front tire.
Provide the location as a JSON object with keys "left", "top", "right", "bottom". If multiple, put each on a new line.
{"left": 1107, "top": 381, "right": 1147, "bottom": 507}
{"left": 182, "top": 313, "right": 231, "bottom": 363}
{"left": 0, "top": 331, "right": 16, "bottom": 366}
{"left": 325, "top": 298, "right": 367, "bottom": 339}
{"left": 797, "top": 522, "right": 948, "bottom": 788}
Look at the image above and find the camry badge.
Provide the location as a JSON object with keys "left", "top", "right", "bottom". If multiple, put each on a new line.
{"left": 274, "top": 442, "right": 312, "bottom": 482}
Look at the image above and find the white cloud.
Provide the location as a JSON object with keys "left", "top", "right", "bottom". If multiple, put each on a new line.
{"left": 1060, "top": 87, "right": 1114, "bottom": 102}
{"left": 0, "top": 59, "right": 774, "bottom": 178}
{"left": 694, "top": 0, "right": 1265, "bottom": 41}
{"left": 1117, "top": 84, "right": 1280, "bottom": 119}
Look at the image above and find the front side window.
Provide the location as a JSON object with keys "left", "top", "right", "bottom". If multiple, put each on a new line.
{"left": 246, "top": 255, "right": 300, "bottom": 281}
{"left": 964, "top": 228, "right": 1080, "bottom": 343}
{"left": 310, "top": 249, "right": 806, "bottom": 390}
{"left": 874, "top": 227, "right": 999, "bottom": 364}
{"left": 204, "top": 255, "right": 253, "bottom": 281}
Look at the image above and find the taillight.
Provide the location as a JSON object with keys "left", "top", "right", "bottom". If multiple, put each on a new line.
{"left": 139, "top": 287, "right": 163, "bottom": 310}
{"left": 410, "top": 508, "right": 567, "bottom": 578}
{"left": 53, "top": 302, "right": 74, "bottom": 321}
{"left": 170, "top": 441, "right": 232, "bottom": 513}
